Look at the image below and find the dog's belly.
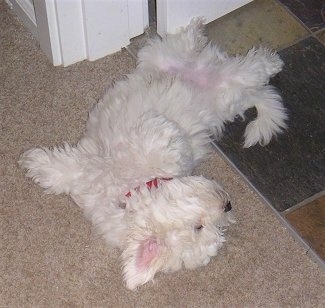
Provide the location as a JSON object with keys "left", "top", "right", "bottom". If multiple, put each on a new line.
{"left": 167, "top": 65, "right": 218, "bottom": 89}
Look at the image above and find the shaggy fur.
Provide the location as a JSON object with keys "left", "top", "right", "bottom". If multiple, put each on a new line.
{"left": 19, "top": 18, "right": 287, "bottom": 290}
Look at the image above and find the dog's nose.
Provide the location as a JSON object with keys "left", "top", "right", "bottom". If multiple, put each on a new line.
{"left": 224, "top": 201, "right": 232, "bottom": 212}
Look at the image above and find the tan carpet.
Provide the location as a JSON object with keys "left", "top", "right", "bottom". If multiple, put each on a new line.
{"left": 1, "top": 2, "right": 324, "bottom": 306}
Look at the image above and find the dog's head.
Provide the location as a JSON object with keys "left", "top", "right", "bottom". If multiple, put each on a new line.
{"left": 121, "top": 176, "right": 234, "bottom": 290}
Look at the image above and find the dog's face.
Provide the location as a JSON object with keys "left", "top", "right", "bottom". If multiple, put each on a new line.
{"left": 121, "top": 176, "right": 233, "bottom": 290}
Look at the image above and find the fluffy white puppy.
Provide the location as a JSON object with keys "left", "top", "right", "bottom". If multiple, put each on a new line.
{"left": 19, "top": 18, "right": 287, "bottom": 290}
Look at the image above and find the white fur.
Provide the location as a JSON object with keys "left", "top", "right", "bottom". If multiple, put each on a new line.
{"left": 19, "top": 18, "right": 287, "bottom": 290}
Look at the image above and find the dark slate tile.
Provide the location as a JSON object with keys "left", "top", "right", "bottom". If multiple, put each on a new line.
{"left": 215, "top": 37, "right": 325, "bottom": 211}
{"left": 278, "top": 0, "right": 325, "bottom": 32}
{"left": 316, "top": 29, "right": 325, "bottom": 44}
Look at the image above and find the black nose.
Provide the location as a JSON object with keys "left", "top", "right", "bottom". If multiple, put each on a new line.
{"left": 224, "top": 201, "right": 232, "bottom": 212}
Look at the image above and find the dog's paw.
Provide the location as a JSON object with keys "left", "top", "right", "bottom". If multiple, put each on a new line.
{"left": 239, "top": 47, "right": 284, "bottom": 87}
{"left": 19, "top": 146, "right": 77, "bottom": 194}
{"left": 19, "top": 148, "right": 57, "bottom": 192}
{"left": 255, "top": 47, "right": 284, "bottom": 78}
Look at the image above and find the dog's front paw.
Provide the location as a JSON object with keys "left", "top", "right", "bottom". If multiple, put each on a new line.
{"left": 19, "top": 148, "right": 56, "bottom": 191}
{"left": 19, "top": 147, "right": 74, "bottom": 194}
{"left": 19, "top": 148, "right": 48, "bottom": 169}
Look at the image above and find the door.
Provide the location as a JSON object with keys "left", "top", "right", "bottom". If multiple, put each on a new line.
{"left": 156, "top": 0, "right": 252, "bottom": 36}
{"left": 7, "top": 0, "right": 149, "bottom": 66}
{"left": 7, "top": 0, "right": 252, "bottom": 67}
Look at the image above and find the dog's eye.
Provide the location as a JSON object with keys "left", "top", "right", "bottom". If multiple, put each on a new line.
{"left": 195, "top": 224, "right": 204, "bottom": 231}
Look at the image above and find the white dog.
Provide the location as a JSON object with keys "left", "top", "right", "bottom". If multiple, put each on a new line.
{"left": 19, "top": 19, "right": 287, "bottom": 290}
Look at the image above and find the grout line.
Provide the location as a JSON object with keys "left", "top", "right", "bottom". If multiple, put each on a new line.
{"left": 211, "top": 141, "right": 325, "bottom": 271}
{"left": 283, "top": 190, "right": 325, "bottom": 214}
{"left": 277, "top": 33, "right": 311, "bottom": 52}
{"left": 272, "top": 1, "right": 313, "bottom": 51}
{"left": 277, "top": 31, "right": 325, "bottom": 53}
{"left": 274, "top": 0, "right": 312, "bottom": 34}
{"left": 312, "top": 30, "right": 325, "bottom": 47}
{"left": 274, "top": 0, "right": 325, "bottom": 49}
{"left": 313, "top": 27, "right": 325, "bottom": 36}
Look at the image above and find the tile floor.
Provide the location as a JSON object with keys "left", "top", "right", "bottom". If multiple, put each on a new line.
{"left": 207, "top": 0, "right": 309, "bottom": 54}
{"left": 207, "top": 0, "right": 325, "bottom": 262}
{"left": 129, "top": 0, "right": 325, "bottom": 263}
{"left": 286, "top": 193, "right": 325, "bottom": 260}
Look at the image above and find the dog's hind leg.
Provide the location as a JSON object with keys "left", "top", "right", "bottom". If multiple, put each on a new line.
{"left": 191, "top": 47, "right": 287, "bottom": 147}
{"left": 137, "top": 18, "right": 208, "bottom": 73}
{"left": 207, "top": 46, "right": 284, "bottom": 89}
{"left": 216, "top": 48, "right": 287, "bottom": 147}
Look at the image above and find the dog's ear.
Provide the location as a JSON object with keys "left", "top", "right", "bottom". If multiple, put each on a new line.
{"left": 122, "top": 236, "right": 166, "bottom": 290}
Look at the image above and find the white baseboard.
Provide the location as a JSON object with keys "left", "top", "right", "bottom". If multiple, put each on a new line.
{"left": 6, "top": 0, "right": 38, "bottom": 39}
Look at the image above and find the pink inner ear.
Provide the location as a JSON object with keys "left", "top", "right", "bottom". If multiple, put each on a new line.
{"left": 136, "top": 238, "right": 159, "bottom": 269}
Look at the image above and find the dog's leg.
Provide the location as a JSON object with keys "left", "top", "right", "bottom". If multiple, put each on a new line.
{"left": 216, "top": 48, "right": 287, "bottom": 147}
{"left": 192, "top": 47, "right": 287, "bottom": 147}
{"left": 137, "top": 17, "right": 209, "bottom": 73}
{"left": 245, "top": 47, "right": 284, "bottom": 83}
{"left": 19, "top": 143, "right": 89, "bottom": 195}
{"left": 202, "top": 84, "right": 287, "bottom": 148}
{"left": 194, "top": 46, "right": 283, "bottom": 90}
{"left": 245, "top": 47, "right": 283, "bottom": 85}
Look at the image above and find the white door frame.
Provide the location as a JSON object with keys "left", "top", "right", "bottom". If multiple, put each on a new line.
{"left": 7, "top": 0, "right": 252, "bottom": 66}
{"left": 5, "top": 0, "right": 38, "bottom": 38}
{"left": 156, "top": 0, "right": 252, "bottom": 36}
{"left": 7, "top": 0, "right": 149, "bottom": 66}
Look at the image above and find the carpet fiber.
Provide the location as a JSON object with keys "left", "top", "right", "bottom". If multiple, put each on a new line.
{"left": 1, "top": 1, "right": 324, "bottom": 306}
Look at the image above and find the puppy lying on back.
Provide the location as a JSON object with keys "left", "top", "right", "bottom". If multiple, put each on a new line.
{"left": 19, "top": 18, "right": 287, "bottom": 290}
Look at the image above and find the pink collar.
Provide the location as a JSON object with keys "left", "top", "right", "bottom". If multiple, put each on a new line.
{"left": 125, "top": 178, "right": 172, "bottom": 198}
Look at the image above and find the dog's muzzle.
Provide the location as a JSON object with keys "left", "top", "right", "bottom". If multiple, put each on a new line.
{"left": 224, "top": 201, "right": 232, "bottom": 212}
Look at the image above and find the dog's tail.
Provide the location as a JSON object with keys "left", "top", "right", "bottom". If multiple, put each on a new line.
{"left": 243, "top": 86, "right": 288, "bottom": 148}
